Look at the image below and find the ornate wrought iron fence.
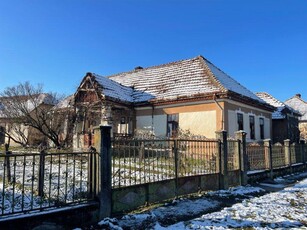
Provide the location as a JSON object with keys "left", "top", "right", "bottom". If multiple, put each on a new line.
{"left": 227, "top": 140, "right": 239, "bottom": 171}
{"left": 271, "top": 144, "right": 285, "bottom": 168}
{"left": 246, "top": 144, "right": 266, "bottom": 171}
{"left": 0, "top": 151, "right": 96, "bottom": 216}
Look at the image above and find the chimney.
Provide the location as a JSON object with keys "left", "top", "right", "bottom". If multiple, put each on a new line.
{"left": 134, "top": 66, "right": 143, "bottom": 70}
{"left": 295, "top": 93, "right": 301, "bottom": 98}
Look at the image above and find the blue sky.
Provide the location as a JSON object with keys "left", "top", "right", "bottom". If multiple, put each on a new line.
{"left": 0, "top": 0, "right": 306, "bottom": 101}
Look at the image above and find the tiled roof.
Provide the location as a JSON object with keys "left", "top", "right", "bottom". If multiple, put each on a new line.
{"left": 285, "top": 95, "right": 307, "bottom": 121}
{"left": 256, "top": 92, "right": 300, "bottom": 119}
{"left": 91, "top": 56, "right": 266, "bottom": 106}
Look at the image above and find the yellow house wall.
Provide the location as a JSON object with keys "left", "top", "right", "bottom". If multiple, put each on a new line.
{"left": 179, "top": 111, "right": 216, "bottom": 138}
{"left": 136, "top": 101, "right": 221, "bottom": 138}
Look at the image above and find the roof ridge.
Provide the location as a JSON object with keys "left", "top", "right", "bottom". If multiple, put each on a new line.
{"left": 256, "top": 92, "right": 285, "bottom": 107}
{"left": 285, "top": 94, "right": 307, "bottom": 104}
{"left": 106, "top": 55, "right": 202, "bottom": 78}
{"left": 197, "top": 56, "right": 227, "bottom": 92}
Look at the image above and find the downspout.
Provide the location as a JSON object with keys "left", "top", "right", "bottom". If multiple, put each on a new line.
{"left": 151, "top": 104, "right": 155, "bottom": 135}
{"left": 213, "top": 94, "right": 225, "bottom": 130}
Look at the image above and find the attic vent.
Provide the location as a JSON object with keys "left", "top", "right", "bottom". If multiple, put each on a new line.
{"left": 134, "top": 66, "right": 143, "bottom": 70}
{"left": 296, "top": 93, "right": 301, "bottom": 98}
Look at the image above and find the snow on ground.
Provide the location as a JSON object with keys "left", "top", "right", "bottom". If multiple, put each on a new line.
{"left": 96, "top": 172, "right": 307, "bottom": 230}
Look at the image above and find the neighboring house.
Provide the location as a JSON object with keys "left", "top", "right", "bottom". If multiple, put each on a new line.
{"left": 73, "top": 55, "right": 274, "bottom": 150}
{"left": 285, "top": 94, "right": 307, "bottom": 140}
{"left": 256, "top": 92, "right": 301, "bottom": 143}
{"left": 0, "top": 94, "right": 53, "bottom": 147}
{"left": 51, "top": 95, "right": 75, "bottom": 148}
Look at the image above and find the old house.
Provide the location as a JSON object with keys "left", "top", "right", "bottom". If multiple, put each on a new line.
{"left": 73, "top": 56, "right": 274, "bottom": 150}
{"left": 285, "top": 94, "right": 307, "bottom": 139}
{"left": 0, "top": 94, "right": 53, "bottom": 147}
{"left": 256, "top": 92, "right": 301, "bottom": 143}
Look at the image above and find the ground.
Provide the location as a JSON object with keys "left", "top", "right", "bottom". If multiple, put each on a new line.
{"left": 83, "top": 172, "right": 307, "bottom": 230}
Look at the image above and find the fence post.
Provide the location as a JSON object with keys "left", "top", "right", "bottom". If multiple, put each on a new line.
{"left": 38, "top": 150, "right": 46, "bottom": 196}
{"left": 88, "top": 149, "right": 97, "bottom": 198}
{"left": 235, "top": 131, "right": 248, "bottom": 186}
{"left": 174, "top": 139, "right": 179, "bottom": 197}
{"left": 216, "top": 130, "right": 228, "bottom": 190}
{"left": 4, "top": 143, "right": 12, "bottom": 183}
{"left": 284, "top": 139, "right": 292, "bottom": 173}
{"left": 264, "top": 139, "right": 273, "bottom": 180}
{"left": 300, "top": 140, "right": 305, "bottom": 169}
{"left": 99, "top": 125, "right": 112, "bottom": 219}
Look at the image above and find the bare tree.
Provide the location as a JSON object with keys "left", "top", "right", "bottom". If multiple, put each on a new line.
{"left": 0, "top": 82, "right": 73, "bottom": 148}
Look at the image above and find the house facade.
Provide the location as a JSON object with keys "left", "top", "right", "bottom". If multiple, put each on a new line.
{"left": 256, "top": 92, "right": 301, "bottom": 143}
{"left": 0, "top": 94, "right": 53, "bottom": 147}
{"left": 72, "top": 56, "right": 274, "bottom": 150}
{"left": 285, "top": 94, "right": 307, "bottom": 140}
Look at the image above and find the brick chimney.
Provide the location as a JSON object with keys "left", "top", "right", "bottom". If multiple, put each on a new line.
{"left": 295, "top": 93, "right": 301, "bottom": 98}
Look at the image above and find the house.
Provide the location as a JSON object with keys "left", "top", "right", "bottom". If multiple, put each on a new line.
{"left": 0, "top": 94, "right": 54, "bottom": 147}
{"left": 285, "top": 94, "right": 307, "bottom": 140}
{"left": 72, "top": 55, "right": 274, "bottom": 150}
{"left": 51, "top": 95, "right": 75, "bottom": 148}
{"left": 256, "top": 92, "right": 301, "bottom": 143}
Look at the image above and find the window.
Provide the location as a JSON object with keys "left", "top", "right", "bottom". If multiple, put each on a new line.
{"left": 259, "top": 118, "right": 264, "bottom": 139}
{"left": 237, "top": 113, "right": 244, "bottom": 131}
{"left": 167, "top": 114, "right": 179, "bottom": 137}
{"left": 249, "top": 116, "right": 255, "bottom": 139}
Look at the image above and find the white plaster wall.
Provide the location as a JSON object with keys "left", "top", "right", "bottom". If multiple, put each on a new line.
{"left": 228, "top": 109, "right": 271, "bottom": 141}
{"left": 228, "top": 110, "right": 237, "bottom": 137}
{"left": 179, "top": 111, "right": 216, "bottom": 138}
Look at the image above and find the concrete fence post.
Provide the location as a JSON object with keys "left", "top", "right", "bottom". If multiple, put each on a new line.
{"left": 235, "top": 131, "right": 248, "bottom": 186}
{"left": 264, "top": 139, "right": 273, "bottom": 180}
{"left": 284, "top": 139, "right": 292, "bottom": 173}
{"left": 215, "top": 130, "right": 228, "bottom": 190}
{"left": 99, "top": 125, "right": 112, "bottom": 219}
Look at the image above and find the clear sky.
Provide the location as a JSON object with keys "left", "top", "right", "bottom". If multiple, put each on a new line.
{"left": 0, "top": 0, "right": 306, "bottom": 101}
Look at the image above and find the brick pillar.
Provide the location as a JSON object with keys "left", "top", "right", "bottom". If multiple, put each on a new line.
{"left": 264, "top": 139, "right": 273, "bottom": 180}
{"left": 235, "top": 131, "right": 248, "bottom": 185}
{"left": 216, "top": 130, "right": 228, "bottom": 190}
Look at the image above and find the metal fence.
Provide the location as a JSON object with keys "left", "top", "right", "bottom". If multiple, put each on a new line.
{"left": 246, "top": 144, "right": 266, "bottom": 171}
{"left": 0, "top": 151, "right": 96, "bottom": 216}
{"left": 111, "top": 139, "right": 219, "bottom": 188}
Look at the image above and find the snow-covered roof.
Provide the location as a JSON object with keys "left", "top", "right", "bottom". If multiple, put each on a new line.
{"left": 104, "top": 56, "right": 266, "bottom": 104}
{"left": 0, "top": 94, "right": 54, "bottom": 118}
{"left": 53, "top": 95, "right": 74, "bottom": 110}
{"left": 256, "top": 92, "right": 300, "bottom": 119}
{"left": 285, "top": 94, "right": 307, "bottom": 121}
